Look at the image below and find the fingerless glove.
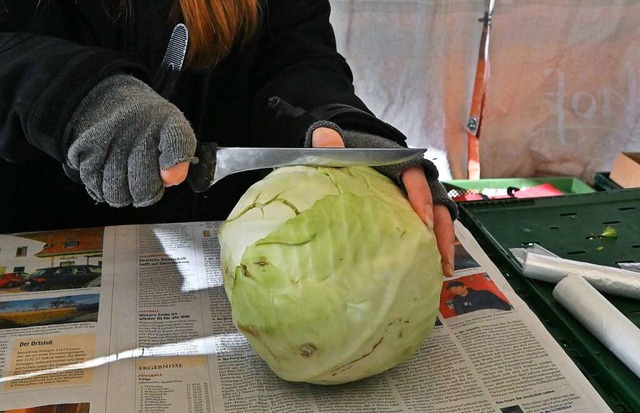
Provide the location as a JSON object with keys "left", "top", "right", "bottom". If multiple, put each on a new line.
{"left": 305, "top": 121, "right": 458, "bottom": 220}
{"left": 64, "top": 74, "right": 197, "bottom": 207}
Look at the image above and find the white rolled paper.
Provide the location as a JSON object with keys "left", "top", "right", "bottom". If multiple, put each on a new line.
{"left": 553, "top": 275, "right": 640, "bottom": 379}
{"left": 522, "top": 253, "right": 640, "bottom": 299}
{"left": 619, "top": 262, "right": 640, "bottom": 273}
{"left": 510, "top": 244, "right": 559, "bottom": 267}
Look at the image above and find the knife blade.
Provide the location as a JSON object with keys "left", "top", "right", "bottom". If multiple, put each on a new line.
{"left": 186, "top": 142, "right": 427, "bottom": 193}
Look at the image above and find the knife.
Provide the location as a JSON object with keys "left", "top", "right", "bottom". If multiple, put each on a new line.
{"left": 186, "top": 142, "right": 427, "bottom": 193}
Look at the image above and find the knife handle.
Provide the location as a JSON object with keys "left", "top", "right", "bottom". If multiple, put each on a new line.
{"left": 187, "top": 142, "right": 218, "bottom": 193}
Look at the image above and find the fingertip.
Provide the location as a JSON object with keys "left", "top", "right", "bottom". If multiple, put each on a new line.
{"left": 161, "top": 162, "right": 190, "bottom": 187}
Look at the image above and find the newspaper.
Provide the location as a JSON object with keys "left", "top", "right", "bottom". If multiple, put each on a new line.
{"left": 0, "top": 221, "right": 612, "bottom": 413}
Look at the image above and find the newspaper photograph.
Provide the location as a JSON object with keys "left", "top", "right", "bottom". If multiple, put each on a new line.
{"left": 0, "top": 221, "right": 612, "bottom": 412}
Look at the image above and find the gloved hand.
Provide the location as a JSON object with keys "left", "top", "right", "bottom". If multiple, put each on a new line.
{"left": 304, "top": 120, "right": 458, "bottom": 221}
{"left": 306, "top": 121, "right": 457, "bottom": 277}
{"left": 64, "top": 74, "right": 197, "bottom": 207}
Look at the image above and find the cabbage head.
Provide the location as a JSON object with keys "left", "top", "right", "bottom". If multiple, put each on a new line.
{"left": 218, "top": 166, "right": 442, "bottom": 384}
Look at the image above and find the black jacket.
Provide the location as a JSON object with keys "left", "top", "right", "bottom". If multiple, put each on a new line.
{"left": 0, "top": 0, "right": 408, "bottom": 232}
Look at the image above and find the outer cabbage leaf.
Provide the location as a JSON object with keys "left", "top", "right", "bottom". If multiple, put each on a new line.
{"left": 219, "top": 166, "right": 442, "bottom": 384}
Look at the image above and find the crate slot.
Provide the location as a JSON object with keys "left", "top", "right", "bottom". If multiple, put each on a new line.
{"left": 602, "top": 220, "right": 621, "bottom": 224}
{"left": 619, "top": 206, "right": 636, "bottom": 211}
{"left": 567, "top": 250, "right": 588, "bottom": 255}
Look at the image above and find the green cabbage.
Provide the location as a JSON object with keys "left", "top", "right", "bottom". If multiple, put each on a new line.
{"left": 218, "top": 166, "right": 442, "bottom": 384}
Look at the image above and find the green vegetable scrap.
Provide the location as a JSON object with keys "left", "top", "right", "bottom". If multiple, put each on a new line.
{"left": 218, "top": 166, "right": 442, "bottom": 385}
{"left": 599, "top": 226, "right": 618, "bottom": 239}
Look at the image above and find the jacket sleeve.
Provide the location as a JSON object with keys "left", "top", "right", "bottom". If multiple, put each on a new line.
{"left": 249, "top": 0, "right": 408, "bottom": 148}
{"left": 0, "top": 32, "right": 149, "bottom": 163}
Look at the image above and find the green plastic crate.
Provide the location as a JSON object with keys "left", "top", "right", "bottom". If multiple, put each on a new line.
{"left": 458, "top": 189, "right": 640, "bottom": 413}
{"left": 444, "top": 177, "right": 595, "bottom": 197}
{"left": 594, "top": 172, "right": 623, "bottom": 191}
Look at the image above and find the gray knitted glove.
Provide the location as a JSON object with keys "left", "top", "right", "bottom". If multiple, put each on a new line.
{"left": 64, "top": 74, "right": 197, "bottom": 207}
{"left": 305, "top": 121, "right": 458, "bottom": 220}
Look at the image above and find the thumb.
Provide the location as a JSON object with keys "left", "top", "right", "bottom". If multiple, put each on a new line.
{"left": 161, "top": 162, "right": 191, "bottom": 187}
{"left": 157, "top": 115, "right": 198, "bottom": 187}
{"left": 312, "top": 127, "right": 345, "bottom": 148}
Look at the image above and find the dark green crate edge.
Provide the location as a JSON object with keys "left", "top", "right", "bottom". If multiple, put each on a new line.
{"left": 458, "top": 190, "right": 640, "bottom": 413}
{"left": 594, "top": 172, "right": 623, "bottom": 191}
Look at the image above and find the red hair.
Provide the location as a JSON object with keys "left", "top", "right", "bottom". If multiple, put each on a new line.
{"left": 178, "top": 0, "right": 260, "bottom": 69}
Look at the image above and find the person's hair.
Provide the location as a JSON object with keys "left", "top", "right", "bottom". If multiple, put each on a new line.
{"left": 446, "top": 281, "right": 466, "bottom": 289}
{"left": 108, "top": 0, "right": 260, "bottom": 69}
{"left": 178, "top": 0, "right": 260, "bottom": 69}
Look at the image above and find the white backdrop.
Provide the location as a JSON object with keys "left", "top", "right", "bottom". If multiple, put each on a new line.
{"left": 329, "top": 0, "right": 640, "bottom": 182}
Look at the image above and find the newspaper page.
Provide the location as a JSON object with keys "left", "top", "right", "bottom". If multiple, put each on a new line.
{"left": 0, "top": 227, "right": 113, "bottom": 412}
{"left": 0, "top": 221, "right": 612, "bottom": 412}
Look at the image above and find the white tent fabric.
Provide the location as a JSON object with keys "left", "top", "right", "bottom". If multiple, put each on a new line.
{"left": 330, "top": 0, "right": 640, "bottom": 182}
